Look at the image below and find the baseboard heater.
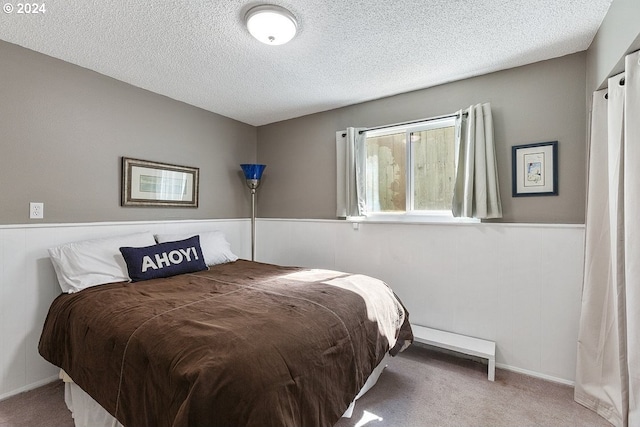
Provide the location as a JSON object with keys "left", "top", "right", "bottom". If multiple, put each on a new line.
{"left": 411, "top": 324, "right": 496, "bottom": 381}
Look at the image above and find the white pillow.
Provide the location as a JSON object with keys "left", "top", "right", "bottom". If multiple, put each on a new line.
{"left": 155, "top": 231, "right": 238, "bottom": 266}
{"left": 48, "top": 232, "right": 157, "bottom": 293}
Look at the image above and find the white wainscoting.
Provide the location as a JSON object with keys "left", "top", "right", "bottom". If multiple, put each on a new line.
{"left": 256, "top": 219, "right": 586, "bottom": 385}
{"left": 0, "top": 218, "right": 585, "bottom": 400}
{"left": 0, "top": 219, "right": 249, "bottom": 400}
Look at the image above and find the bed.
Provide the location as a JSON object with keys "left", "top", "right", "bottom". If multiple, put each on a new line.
{"left": 38, "top": 231, "right": 413, "bottom": 427}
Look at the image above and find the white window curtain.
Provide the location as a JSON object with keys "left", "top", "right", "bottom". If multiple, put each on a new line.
{"left": 336, "top": 128, "right": 366, "bottom": 217}
{"left": 575, "top": 50, "right": 640, "bottom": 427}
{"left": 452, "top": 103, "right": 502, "bottom": 219}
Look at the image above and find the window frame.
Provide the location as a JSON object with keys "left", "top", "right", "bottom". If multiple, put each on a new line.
{"left": 362, "top": 117, "right": 478, "bottom": 224}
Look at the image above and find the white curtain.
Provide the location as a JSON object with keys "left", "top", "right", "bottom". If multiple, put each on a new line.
{"left": 452, "top": 103, "right": 502, "bottom": 219}
{"left": 336, "top": 128, "right": 366, "bottom": 217}
{"left": 575, "top": 50, "right": 640, "bottom": 427}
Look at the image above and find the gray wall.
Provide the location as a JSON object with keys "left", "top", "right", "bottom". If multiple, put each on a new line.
{"left": 0, "top": 40, "right": 257, "bottom": 225}
{"left": 586, "top": 0, "right": 640, "bottom": 92}
{"left": 257, "top": 53, "right": 587, "bottom": 224}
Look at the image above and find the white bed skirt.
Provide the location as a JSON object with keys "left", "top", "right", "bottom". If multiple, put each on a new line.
{"left": 61, "top": 353, "right": 391, "bottom": 427}
{"left": 62, "top": 371, "right": 123, "bottom": 427}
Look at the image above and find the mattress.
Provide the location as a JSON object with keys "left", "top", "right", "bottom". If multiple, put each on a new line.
{"left": 61, "top": 353, "right": 390, "bottom": 427}
{"left": 40, "top": 260, "right": 413, "bottom": 427}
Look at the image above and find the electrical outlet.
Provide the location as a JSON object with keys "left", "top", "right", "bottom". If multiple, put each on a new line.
{"left": 30, "top": 202, "right": 44, "bottom": 219}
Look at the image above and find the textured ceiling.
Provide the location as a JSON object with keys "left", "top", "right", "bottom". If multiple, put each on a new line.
{"left": 0, "top": 0, "right": 612, "bottom": 126}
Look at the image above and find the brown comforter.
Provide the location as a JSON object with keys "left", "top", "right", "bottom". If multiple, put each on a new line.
{"left": 39, "top": 260, "right": 412, "bottom": 427}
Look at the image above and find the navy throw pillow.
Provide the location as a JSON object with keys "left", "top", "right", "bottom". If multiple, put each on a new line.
{"left": 120, "top": 236, "right": 207, "bottom": 282}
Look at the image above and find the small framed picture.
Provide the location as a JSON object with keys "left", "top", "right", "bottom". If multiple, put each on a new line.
{"left": 512, "top": 141, "right": 558, "bottom": 197}
{"left": 121, "top": 157, "right": 199, "bottom": 207}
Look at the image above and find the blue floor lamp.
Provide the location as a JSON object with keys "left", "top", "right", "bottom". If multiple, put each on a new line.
{"left": 240, "top": 164, "right": 266, "bottom": 261}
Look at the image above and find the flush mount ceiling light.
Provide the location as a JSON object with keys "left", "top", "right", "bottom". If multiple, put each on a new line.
{"left": 245, "top": 4, "right": 297, "bottom": 45}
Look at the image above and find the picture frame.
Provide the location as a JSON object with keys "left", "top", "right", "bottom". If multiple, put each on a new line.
{"left": 121, "top": 157, "right": 199, "bottom": 207}
{"left": 511, "top": 141, "right": 558, "bottom": 197}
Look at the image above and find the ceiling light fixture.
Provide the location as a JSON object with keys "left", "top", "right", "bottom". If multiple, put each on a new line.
{"left": 245, "top": 4, "right": 297, "bottom": 45}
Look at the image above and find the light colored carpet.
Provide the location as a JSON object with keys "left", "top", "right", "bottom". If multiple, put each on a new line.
{"left": 0, "top": 344, "right": 611, "bottom": 427}
{"left": 0, "top": 380, "right": 72, "bottom": 427}
{"left": 336, "top": 344, "right": 611, "bottom": 427}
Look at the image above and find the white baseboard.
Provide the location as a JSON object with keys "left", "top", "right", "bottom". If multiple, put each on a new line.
{"left": 0, "top": 375, "right": 59, "bottom": 402}
{"left": 415, "top": 342, "right": 575, "bottom": 386}
{"left": 495, "top": 363, "right": 574, "bottom": 386}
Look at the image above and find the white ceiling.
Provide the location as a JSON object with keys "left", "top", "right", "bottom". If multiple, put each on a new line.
{"left": 0, "top": 0, "right": 612, "bottom": 126}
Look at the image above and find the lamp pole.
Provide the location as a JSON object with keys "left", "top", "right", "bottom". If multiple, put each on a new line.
{"left": 250, "top": 185, "right": 257, "bottom": 261}
{"left": 240, "top": 164, "right": 266, "bottom": 262}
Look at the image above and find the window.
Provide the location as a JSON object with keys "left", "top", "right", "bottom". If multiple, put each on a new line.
{"left": 338, "top": 105, "right": 500, "bottom": 221}
{"left": 364, "top": 117, "right": 457, "bottom": 217}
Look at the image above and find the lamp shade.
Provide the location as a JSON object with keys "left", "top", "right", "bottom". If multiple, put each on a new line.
{"left": 241, "top": 164, "right": 266, "bottom": 180}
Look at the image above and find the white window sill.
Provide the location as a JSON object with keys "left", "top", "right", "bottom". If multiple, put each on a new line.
{"left": 346, "top": 213, "right": 480, "bottom": 225}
